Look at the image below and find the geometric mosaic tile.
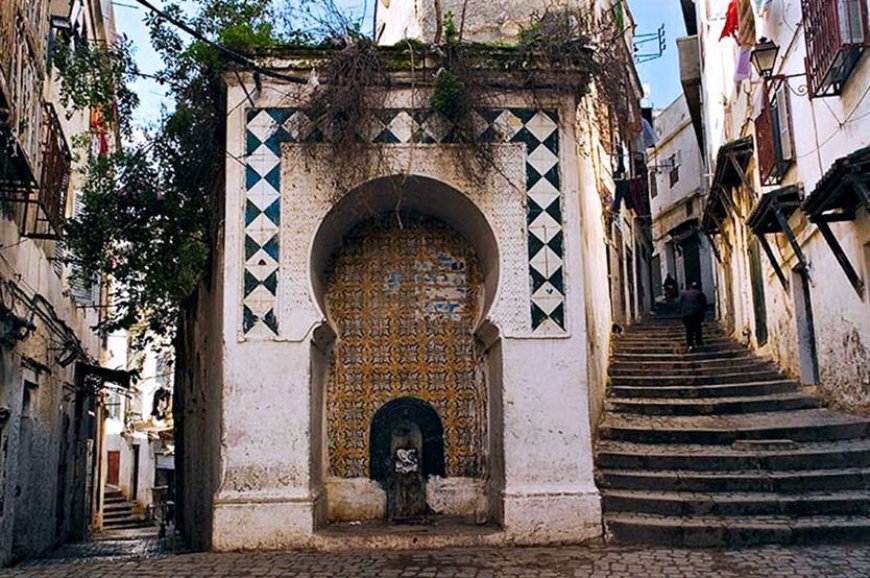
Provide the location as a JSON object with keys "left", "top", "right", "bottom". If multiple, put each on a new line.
{"left": 243, "top": 107, "right": 566, "bottom": 337}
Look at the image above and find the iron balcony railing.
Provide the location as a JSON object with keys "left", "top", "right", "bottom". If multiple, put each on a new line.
{"left": 0, "top": 0, "right": 70, "bottom": 239}
{"left": 802, "top": 0, "right": 870, "bottom": 97}
{"left": 33, "top": 102, "right": 71, "bottom": 238}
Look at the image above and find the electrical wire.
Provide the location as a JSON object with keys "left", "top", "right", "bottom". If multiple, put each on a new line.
{"left": 128, "top": 0, "right": 307, "bottom": 85}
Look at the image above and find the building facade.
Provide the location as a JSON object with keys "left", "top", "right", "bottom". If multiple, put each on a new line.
{"left": 684, "top": 0, "right": 870, "bottom": 404}
{"left": 648, "top": 94, "right": 715, "bottom": 303}
{"left": 0, "top": 0, "right": 125, "bottom": 566}
{"left": 102, "top": 332, "right": 174, "bottom": 528}
{"left": 177, "top": 0, "right": 649, "bottom": 551}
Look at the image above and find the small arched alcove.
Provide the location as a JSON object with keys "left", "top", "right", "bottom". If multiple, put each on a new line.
{"left": 369, "top": 396, "right": 445, "bottom": 485}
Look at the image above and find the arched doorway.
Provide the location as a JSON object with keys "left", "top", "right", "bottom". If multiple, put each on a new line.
{"left": 311, "top": 176, "right": 501, "bottom": 523}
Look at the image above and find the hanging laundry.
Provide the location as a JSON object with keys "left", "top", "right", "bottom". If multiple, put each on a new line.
{"left": 756, "top": 0, "right": 776, "bottom": 41}
{"left": 89, "top": 108, "right": 109, "bottom": 157}
{"left": 628, "top": 178, "right": 650, "bottom": 217}
{"left": 720, "top": 0, "right": 739, "bottom": 41}
{"left": 737, "top": 0, "right": 757, "bottom": 47}
{"left": 734, "top": 46, "right": 753, "bottom": 82}
{"left": 755, "top": 0, "right": 773, "bottom": 16}
{"left": 612, "top": 179, "right": 632, "bottom": 212}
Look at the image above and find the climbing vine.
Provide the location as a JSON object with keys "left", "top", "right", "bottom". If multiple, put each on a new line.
{"left": 57, "top": 0, "right": 638, "bottom": 346}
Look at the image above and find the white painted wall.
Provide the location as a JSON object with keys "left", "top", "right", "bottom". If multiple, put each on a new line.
{"left": 696, "top": 0, "right": 870, "bottom": 402}
{"left": 203, "top": 78, "right": 603, "bottom": 550}
{"left": 648, "top": 94, "right": 714, "bottom": 301}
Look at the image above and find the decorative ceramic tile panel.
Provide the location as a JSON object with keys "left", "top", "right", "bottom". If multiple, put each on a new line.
{"left": 243, "top": 107, "right": 565, "bottom": 337}
{"left": 326, "top": 217, "right": 485, "bottom": 478}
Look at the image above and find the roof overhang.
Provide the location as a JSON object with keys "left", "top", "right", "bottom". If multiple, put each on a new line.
{"left": 747, "top": 185, "right": 803, "bottom": 234}
{"left": 666, "top": 217, "right": 700, "bottom": 241}
{"left": 701, "top": 137, "right": 754, "bottom": 234}
{"left": 76, "top": 362, "right": 133, "bottom": 390}
{"left": 802, "top": 146, "right": 870, "bottom": 222}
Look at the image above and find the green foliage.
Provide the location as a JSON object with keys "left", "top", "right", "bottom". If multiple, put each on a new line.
{"left": 58, "top": 0, "right": 284, "bottom": 344}
{"left": 443, "top": 11, "right": 459, "bottom": 44}
{"left": 429, "top": 69, "right": 468, "bottom": 120}
{"left": 52, "top": 35, "right": 140, "bottom": 136}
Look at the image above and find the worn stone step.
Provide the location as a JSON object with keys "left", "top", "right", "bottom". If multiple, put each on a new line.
{"left": 103, "top": 520, "right": 151, "bottom": 530}
{"left": 607, "top": 393, "right": 821, "bottom": 416}
{"left": 610, "top": 379, "right": 798, "bottom": 399}
{"left": 616, "top": 334, "right": 732, "bottom": 345}
{"left": 596, "top": 439, "right": 870, "bottom": 471}
{"left": 601, "top": 490, "right": 870, "bottom": 517}
{"left": 597, "top": 467, "right": 870, "bottom": 493}
{"left": 103, "top": 508, "right": 137, "bottom": 518}
{"left": 600, "top": 409, "right": 870, "bottom": 445}
{"left": 609, "top": 359, "right": 775, "bottom": 376}
{"left": 609, "top": 357, "right": 761, "bottom": 374}
{"left": 614, "top": 343, "right": 748, "bottom": 355}
{"left": 604, "top": 513, "right": 870, "bottom": 546}
{"left": 612, "top": 349, "right": 754, "bottom": 362}
{"left": 610, "top": 369, "right": 783, "bottom": 387}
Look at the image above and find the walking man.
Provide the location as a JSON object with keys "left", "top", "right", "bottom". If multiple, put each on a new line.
{"left": 680, "top": 282, "right": 707, "bottom": 352}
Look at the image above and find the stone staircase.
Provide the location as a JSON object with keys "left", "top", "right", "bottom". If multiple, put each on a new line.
{"left": 597, "top": 315, "right": 870, "bottom": 546}
{"left": 103, "top": 486, "right": 151, "bottom": 531}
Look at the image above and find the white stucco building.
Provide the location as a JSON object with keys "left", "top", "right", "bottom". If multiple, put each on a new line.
{"left": 175, "top": 0, "right": 649, "bottom": 551}
{"left": 648, "top": 94, "right": 715, "bottom": 303}
{"left": 684, "top": 0, "right": 870, "bottom": 403}
{"left": 102, "top": 332, "right": 174, "bottom": 526}
{"left": 0, "top": 0, "right": 126, "bottom": 566}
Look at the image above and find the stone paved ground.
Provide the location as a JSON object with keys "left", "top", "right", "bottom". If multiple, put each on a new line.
{"left": 4, "top": 537, "right": 870, "bottom": 578}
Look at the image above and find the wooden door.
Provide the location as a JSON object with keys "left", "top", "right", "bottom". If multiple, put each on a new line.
{"left": 107, "top": 451, "right": 120, "bottom": 487}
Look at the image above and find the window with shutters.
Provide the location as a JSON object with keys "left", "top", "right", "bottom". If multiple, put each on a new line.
{"left": 68, "top": 190, "right": 100, "bottom": 307}
{"left": 755, "top": 82, "right": 794, "bottom": 186}
{"left": 668, "top": 152, "right": 681, "bottom": 188}
{"left": 649, "top": 168, "right": 658, "bottom": 199}
{"left": 802, "top": 0, "right": 870, "bottom": 97}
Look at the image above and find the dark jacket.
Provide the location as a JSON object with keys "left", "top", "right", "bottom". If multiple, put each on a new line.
{"left": 680, "top": 288, "right": 707, "bottom": 318}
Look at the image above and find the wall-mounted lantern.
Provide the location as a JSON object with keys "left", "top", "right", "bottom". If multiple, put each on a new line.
{"left": 751, "top": 39, "right": 780, "bottom": 77}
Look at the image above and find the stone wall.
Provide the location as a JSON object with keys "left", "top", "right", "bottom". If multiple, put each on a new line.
{"left": 375, "top": 0, "right": 583, "bottom": 45}
{"left": 0, "top": 215, "right": 102, "bottom": 565}
{"left": 174, "top": 236, "right": 225, "bottom": 551}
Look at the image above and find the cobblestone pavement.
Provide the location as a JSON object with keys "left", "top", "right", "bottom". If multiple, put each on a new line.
{"left": 4, "top": 539, "right": 870, "bottom": 578}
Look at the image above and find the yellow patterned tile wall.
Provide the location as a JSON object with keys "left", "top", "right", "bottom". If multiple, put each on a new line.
{"left": 326, "top": 215, "right": 485, "bottom": 479}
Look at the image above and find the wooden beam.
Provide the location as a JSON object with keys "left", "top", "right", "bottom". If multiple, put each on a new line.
{"left": 756, "top": 233, "right": 790, "bottom": 290}
{"left": 773, "top": 207, "right": 809, "bottom": 274}
{"left": 854, "top": 179, "right": 870, "bottom": 209}
{"left": 704, "top": 231, "right": 723, "bottom": 264}
{"left": 815, "top": 220, "right": 865, "bottom": 297}
{"left": 728, "top": 152, "right": 755, "bottom": 201}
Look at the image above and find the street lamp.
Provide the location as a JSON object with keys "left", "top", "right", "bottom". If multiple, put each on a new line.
{"left": 751, "top": 39, "right": 780, "bottom": 77}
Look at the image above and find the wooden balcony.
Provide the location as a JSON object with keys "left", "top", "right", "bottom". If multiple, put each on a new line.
{"left": 755, "top": 97, "right": 778, "bottom": 185}
{"left": 802, "top": 0, "right": 870, "bottom": 97}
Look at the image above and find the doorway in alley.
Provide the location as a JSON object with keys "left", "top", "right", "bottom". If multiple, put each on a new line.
{"left": 748, "top": 239, "right": 769, "bottom": 345}
{"left": 792, "top": 268, "right": 820, "bottom": 384}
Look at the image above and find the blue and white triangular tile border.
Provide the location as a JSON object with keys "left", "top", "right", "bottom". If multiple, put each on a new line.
{"left": 243, "top": 107, "right": 566, "bottom": 338}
